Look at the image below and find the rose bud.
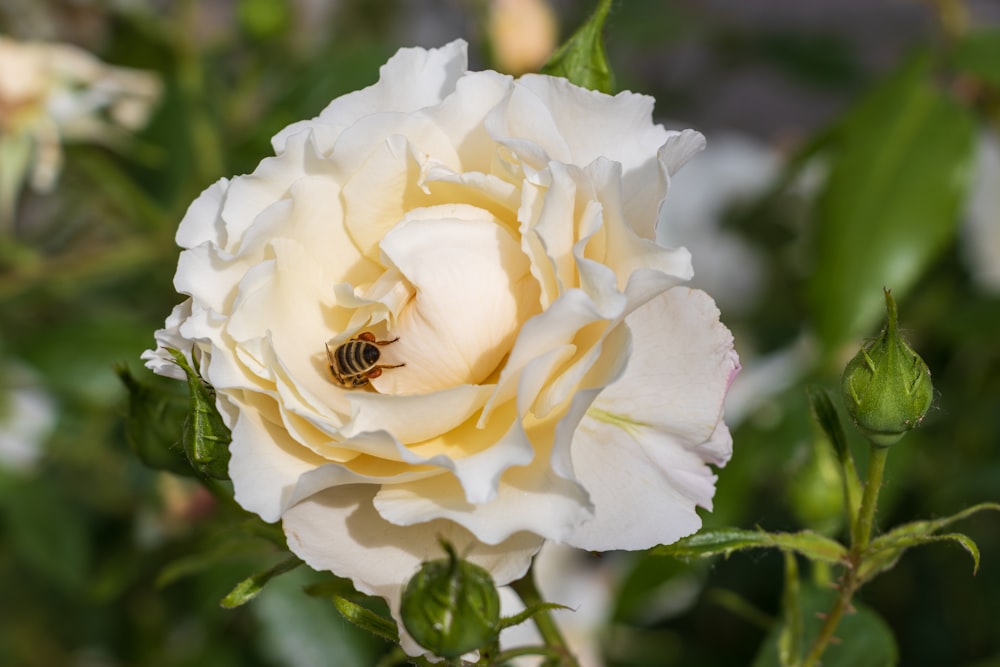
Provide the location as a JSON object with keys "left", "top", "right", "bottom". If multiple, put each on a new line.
{"left": 400, "top": 540, "right": 501, "bottom": 659}
{"left": 841, "top": 289, "right": 933, "bottom": 446}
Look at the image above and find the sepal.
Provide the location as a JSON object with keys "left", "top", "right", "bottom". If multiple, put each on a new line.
{"left": 116, "top": 364, "right": 193, "bottom": 476}
{"left": 167, "top": 348, "right": 232, "bottom": 479}
{"left": 330, "top": 596, "right": 401, "bottom": 645}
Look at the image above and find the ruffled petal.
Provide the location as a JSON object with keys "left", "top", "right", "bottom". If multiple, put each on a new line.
{"left": 593, "top": 288, "right": 738, "bottom": 446}
{"left": 372, "top": 212, "right": 540, "bottom": 394}
{"left": 564, "top": 287, "right": 738, "bottom": 550}
{"left": 227, "top": 392, "right": 328, "bottom": 522}
{"left": 272, "top": 40, "right": 470, "bottom": 154}
{"left": 282, "top": 485, "right": 543, "bottom": 656}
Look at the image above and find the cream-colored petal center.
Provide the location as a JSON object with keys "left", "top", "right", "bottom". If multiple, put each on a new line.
{"left": 365, "top": 205, "right": 540, "bottom": 394}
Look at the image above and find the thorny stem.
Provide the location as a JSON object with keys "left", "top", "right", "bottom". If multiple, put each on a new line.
{"left": 801, "top": 444, "right": 889, "bottom": 667}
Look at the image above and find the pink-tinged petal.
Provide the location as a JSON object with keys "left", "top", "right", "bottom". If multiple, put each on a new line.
{"left": 282, "top": 485, "right": 544, "bottom": 655}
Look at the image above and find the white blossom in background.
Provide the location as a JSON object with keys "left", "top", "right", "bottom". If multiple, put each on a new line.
{"left": 500, "top": 543, "right": 615, "bottom": 666}
{"left": 144, "top": 41, "right": 738, "bottom": 656}
{"left": 0, "top": 35, "right": 161, "bottom": 221}
{"left": 656, "top": 132, "right": 777, "bottom": 317}
{"left": 0, "top": 362, "right": 56, "bottom": 473}
{"left": 962, "top": 131, "right": 1000, "bottom": 293}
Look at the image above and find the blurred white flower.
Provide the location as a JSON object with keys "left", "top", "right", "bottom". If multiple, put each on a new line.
{"left": 0, "top": 35, "right": 161, "bottom": 220}
{"left": 499, "top": 543, "right": 615, "bottom": 667}
{"left": 0, "top": 362, "right": 56, "bottom": 473}
{"left": 657, "top": 132, "right": 778, "bottom": 317}
{"left": 962, "top": 130, "right": 1000, "bottom": 293}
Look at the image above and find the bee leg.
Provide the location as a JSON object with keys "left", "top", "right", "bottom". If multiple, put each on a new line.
{"left": 374, "top": 337, "right": 400, "bottom": 346}
{"left": 356, "top": 332, "right": 377, "bottom": 342}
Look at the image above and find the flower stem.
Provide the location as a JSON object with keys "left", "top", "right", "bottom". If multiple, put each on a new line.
{"left": 852, "top": 445, "right": 889, "bottom": 553}
{"left": 509, "top": 569, "right": 579, "bottom": 666}
{"left": 802, "top": 443, "right": 890, "bottom": 667}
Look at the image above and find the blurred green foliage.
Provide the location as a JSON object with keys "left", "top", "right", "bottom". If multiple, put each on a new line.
{"left": 1, "top": 1, "right": 999, "bottom": 666}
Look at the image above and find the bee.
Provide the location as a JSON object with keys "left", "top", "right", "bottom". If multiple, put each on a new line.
{"left": 326, "top": 332, "right": 405, "bottom": 388}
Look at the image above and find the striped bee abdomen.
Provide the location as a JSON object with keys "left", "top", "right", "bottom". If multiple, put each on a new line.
{"left": 326, "top": 332, "right": 405, "bottom": 388}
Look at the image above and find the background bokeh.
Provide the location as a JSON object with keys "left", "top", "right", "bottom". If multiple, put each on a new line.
{"left": 1, "top": 1, "right": 998, "bottom": 665}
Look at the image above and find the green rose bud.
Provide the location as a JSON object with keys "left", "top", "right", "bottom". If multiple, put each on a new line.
{"left": 841, "top": 289, "right": 933, "bottom": 446}
{"left": 400, "top": 540, "right": 501, "bottom": 659}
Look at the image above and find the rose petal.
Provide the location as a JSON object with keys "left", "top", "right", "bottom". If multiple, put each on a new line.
{"left": 142, "top": 299, "right": 194, "bottom": 380}
{"left": 565, "top": 423, "right": 716, "bottom": 550}
{"left": 563, "top": 287, "right": 739, "bottom": 550}
{"left": 593, "top": 288, "right": 738, "bottom": 446}
{"left": 282, "top": 484, "right": 544, "bottom": 656}
{"left": 227, "top": 392, "right": 328, "bottom": 522}
{"left": 339, "top": 384, "right": 495, "bottom": 444}
{"left": 515, "top": 74, "right": 668, "bottom": 173}
{"left": 175, "top": 177, "right": 230, "bottom": 249}
{"left": 372, "top": 213, "right": 540, "bottom": 394}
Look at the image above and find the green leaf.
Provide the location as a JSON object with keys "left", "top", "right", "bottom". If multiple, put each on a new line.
{"left": 806, "top": 52, "right": 975, "bottom": 351}
{"left": 116, "top": 365, "right": 193, "bottom": 476}
{"left": 540, "top": 0, "right": 614, "bottom": 93}
{"left": 860, "top": 502, "right": 1000, "bottom": 580}
{"left": 653, "top": 528, "right": 848, "bottom": 565}
{"left": 167, "top": 349, "right": 232, "bottom": 480}
{"left": 777, "top": 553, "right": 803, "bottom": 667}
{"left": 220, "top": 555, "right": 303, "bottom": 609}
{"left": 331, "top": 595, "right": 400, "bottom": 644}
{"left": 952, "top": 28, "right": 1000, "bottom": 88}
{"left": 752, "top": 585, "right": 898, "bottom": 667}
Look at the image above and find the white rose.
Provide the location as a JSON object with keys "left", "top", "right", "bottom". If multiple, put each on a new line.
{"left": 143, "top": 40, "right": 738, "bottom": 654}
